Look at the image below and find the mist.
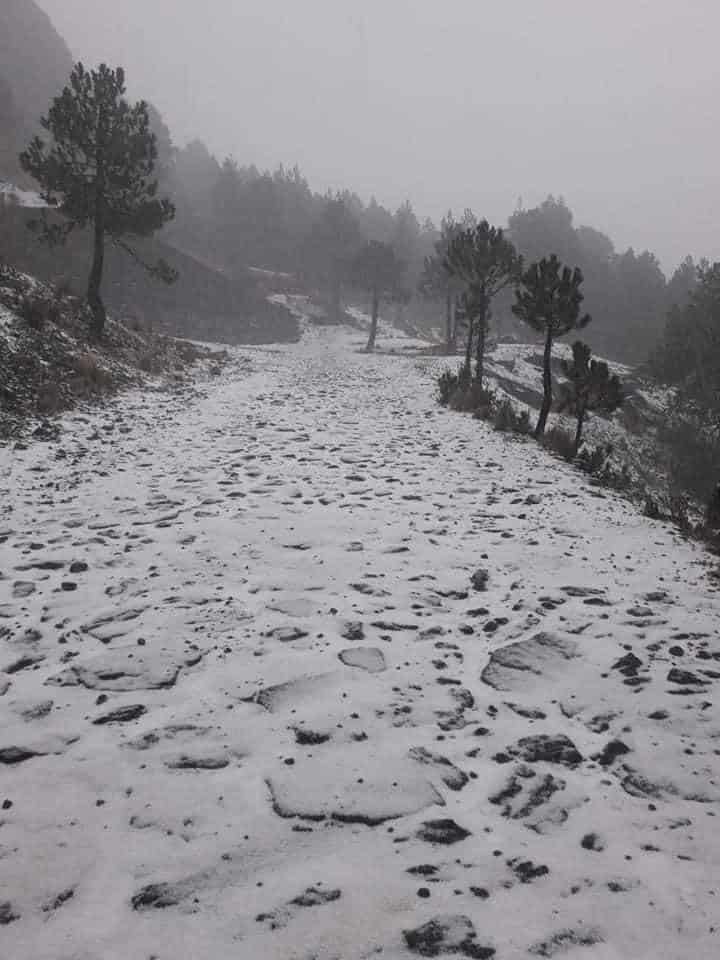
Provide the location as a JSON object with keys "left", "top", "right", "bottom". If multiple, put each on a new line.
{"left": 35, "top": 0, "right": 720, "bottom": 272}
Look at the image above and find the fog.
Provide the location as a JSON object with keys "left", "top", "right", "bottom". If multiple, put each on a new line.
{"left": 36, "top": 0, "right": 720, "bottom": 270}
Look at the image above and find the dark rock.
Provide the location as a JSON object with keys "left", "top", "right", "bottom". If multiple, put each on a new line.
{"left": 592, "top": 739, "right": 631, "bottom": 767}
{"left": 131, "top": 883, "right": 183, "bottom": 910}
{"left": 502, "top": 734, "right": 583, "bottom": 768}
{"left": 0, "top": 746, "right": 40, "bottom": 764}
{"left": 562, "top": 586, "right": 605, "bottom": 598}
{"left": 294, "top": 728, "right": 331, "bottom": 746}
{"left": 667, "top": 668, "right": 707, "bottom": 686}
{"left": 612, "top": 653, "right": 642, "bottom": 677}
{"left": 470, "top": 569, "right": 489, "bottom": 592}
{"left": 5, "top": 654, "right": 45, "bottom": 674}
{"left": 580, "top": 832, "right": 605, "bottom": 852}
{"left": 508, "top": 858, "right": 549, "bottom": 883}
{"left": 42, "top": 887, "right": 75, "bottom": 912}
{"left": 404, "top": 915, "right": 495, "bottom": 958}
{"left": 92, "top": 704, "right": 147, "bottom": 725}
{"left": 529, "top": 928, "right": 604, "bottom": 957}
{"left": 341, "top": 621, "right": 365, "bottom": 642}
{"left": 69, "top": 561, "right": 89, "bottom": 574}
{"left": 290, "top": 885, "right": 341, "bottom": 907}
{"left": 0, "top": 901, "right": 20, "bottom": 925}
{"left": 166, "top": 755, "right": 229, "bottom": 770}
{"left": 417, "top": 819, "right": 472, "bottom": 845}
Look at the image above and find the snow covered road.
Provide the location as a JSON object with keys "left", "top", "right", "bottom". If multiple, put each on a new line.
{"left": 1, "top": 323, "right": 719, "bottom": 959}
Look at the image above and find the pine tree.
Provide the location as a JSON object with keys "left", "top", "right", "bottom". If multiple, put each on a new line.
{"left": 308, "top": 196, "right": 362, "bottom": 323}
{"left": 19, "top": 62, "right": 176, "bottom": 334}
{"left": 558, "top": 340, "right": 623, "bottom": 452}
{"left": 352, "top": 240, "right": 402, "bottom": 351}
{"left": 444, "top": 220, "right": 520, "bottom": 385}
{"left": 513, "top": 255, "right": 591, "bottom": 437}
{"left": 420, "top": 213, "right": 464, "bottom": 354}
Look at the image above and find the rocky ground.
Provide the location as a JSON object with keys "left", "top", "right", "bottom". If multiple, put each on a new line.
{"left": 1, "top": 318, "right": 719, "bottom": 960}
{"left": 0, "top": 266, "right": 230, "bottom": 440}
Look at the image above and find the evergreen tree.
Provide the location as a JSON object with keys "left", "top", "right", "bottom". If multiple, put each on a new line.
{"left": 652, "top": 262, "right": 720, "bottom": 410}
{"left": 352, "top": 240, "right": 402, "bottom": 351}
{"left": 558, "top": 340, "right": 623, "bottom": 452}
{"left": 308, "top": 196, "right": 363, "bottom": 322}
{"left": 445, "top": 220, "right": 521, "bottom": 385}
{"left": 20, "top": 62, "right": 175, "bottom": 333}
{"left": 513, "top": 255, "right": 591, "bottom": 437}
{"left": 420, "top": 212, "right": 464, "bottom": 354}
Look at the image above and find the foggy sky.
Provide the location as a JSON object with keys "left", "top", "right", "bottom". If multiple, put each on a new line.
{"left": 37, "top": 0, "right": 720, "bottom": 271}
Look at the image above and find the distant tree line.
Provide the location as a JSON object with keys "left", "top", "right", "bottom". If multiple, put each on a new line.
{"left": 10, "top": 57, "right": 720, "bottom": 384}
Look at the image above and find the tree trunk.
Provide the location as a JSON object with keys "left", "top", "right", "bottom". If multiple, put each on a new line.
{"left": 534, "top": 326, "right": 554, "bottom": 438}
{"left": 474, "top": 289, "right": 488, "bottom": 387}
{"left": 366, "top": 288, "right": 380, "bottom": 351}
{"left": 574, "top": 404, "right": 586, "bottom": 453}
{"left": 331, "top": 275, "right": 342, "bottom": 324}
{"left": 88, "top": 111, "right": 107, "bottom": 337}
{"left": 445, "top": 288, "right": 453, "bottom": 354}
{"left": 462, "top": 311, "right": 475, "bottom": 381}
{"left": 87, "top": 205, "right": 106, "bottom": 336}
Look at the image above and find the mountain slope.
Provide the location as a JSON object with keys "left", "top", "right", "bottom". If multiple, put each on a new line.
{"left": 0, "top": 0, "right": 73, "bottom": 182}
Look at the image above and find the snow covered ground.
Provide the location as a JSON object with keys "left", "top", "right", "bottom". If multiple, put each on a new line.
{"left": 0, "top": 180, "right": 46, "bottom": 208}
{"left": 1, "top": 318, "right": 719, "bottom": 959}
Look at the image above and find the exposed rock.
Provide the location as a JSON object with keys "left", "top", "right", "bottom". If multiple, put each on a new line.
{"left": 416, "top": 818, "right": 471, "bottom": 845}
{"left": 508, "top": 858, "right": 550, "bottom": 883}
{"left": 0, "top": 901, "right": 20, "bottom": 925}
{"left": 267, "top": 757, "right": 444, "bottom": 825}
{"left": 529, "top": 927, "right": 604, "bottom": 957}
{"left": 481, "top": 633, "right": 578, "bottom": 691}
{"left": 592, "top": 740, "right": 630, "bottom": 767}
{"left": 404, "top": 914, "right": 495, "bottom": 958}
{"left": 92, "top": 704, "right": 147, "bottom": 725}
{"left": 470, "top": 569, "right": 489, "bottom": 592}
{"left": 498, "top": 734, "right": 583, "bottom": 768}
{"left": 0, "top": 746, "right": 40, "bottom": 764}
{"left": 409, "top": 746, "right": 469, "bottom": 791}
{"left": 339, "top": 646, "right": 386, "bottom": 673}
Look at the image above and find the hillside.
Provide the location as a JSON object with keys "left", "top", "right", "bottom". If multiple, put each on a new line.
{"left": 1, "top": 312, "right": 718, "bottom": 960}
{"left": 0, "top": 0, "right": 72, "bottom": 182}
{"left": 0, "top": 203, "right": 301, "bottom": 344}
{"left": 0, "top": 264, "right": 235, "bottom": 441}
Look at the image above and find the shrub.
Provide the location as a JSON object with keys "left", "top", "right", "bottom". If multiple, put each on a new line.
{"left": 577, "top": 442, "right": 611, "bottom": 474}
{"left": 36, "top": 382, "right": 62, "bottom": 414}
{"left": 437, "top": 369, "right": 460, "bottom": 406}
{"left": 493, "top": 399, "right": 532, "bottom": 434}
{"left": 453, "top": 382, "right": 496, "bottom": 415}
{"left": 18, "top": 293, "right": 48, "bottom": 330}
{"left": 74, "top": 352, "right": 112, "bottom": 390}
{"left": 660, "top": 418, "right": 720, "bottom": 506}
{"left": 542, "top": 426, "right": 577, "bottom": 461}
{"left": 669, "top": 493, "right": 691, "bottom": 532}
{"left": 596, "top": 461, "right": 632, "bottom": 491}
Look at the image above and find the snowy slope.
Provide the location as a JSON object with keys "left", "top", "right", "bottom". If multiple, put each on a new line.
{"left": 1, "top": 318, "right": 719, "bottom": 960}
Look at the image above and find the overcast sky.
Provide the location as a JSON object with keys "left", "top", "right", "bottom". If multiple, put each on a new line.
{"left": 37, "top": 0, "right": 720, "bottom": 271}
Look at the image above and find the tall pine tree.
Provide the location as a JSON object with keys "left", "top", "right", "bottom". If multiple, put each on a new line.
{"left": 513, "top": 255, "right": 591, "bottom": 437}
{"left": 558, "top": 340, "right": 623, "bottom": 452}
{"left": 20, "top": 62, "right": 175, "bottom": 334}
{"left": 445, "top": 220, "right": 520, "bottom": 385}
